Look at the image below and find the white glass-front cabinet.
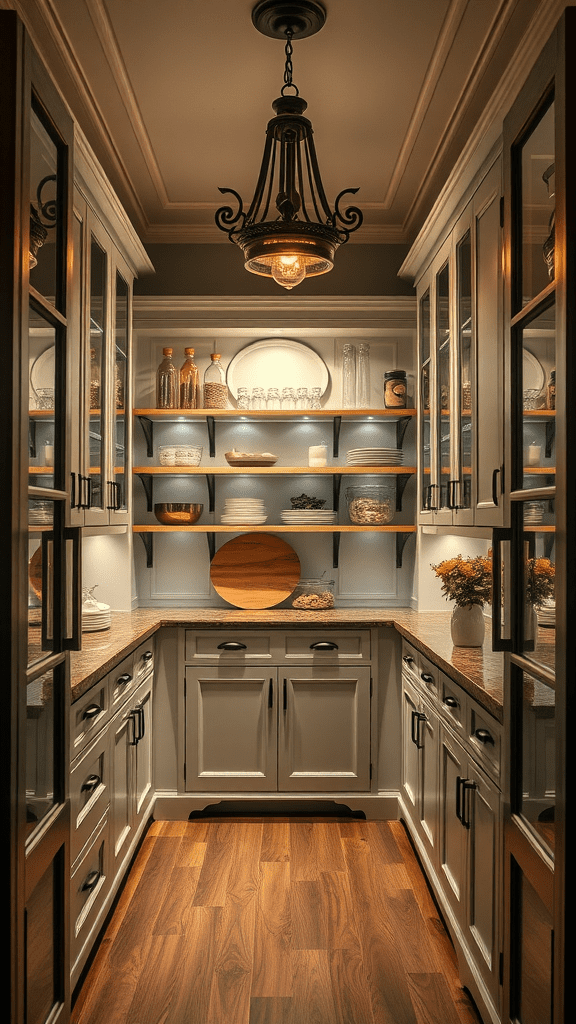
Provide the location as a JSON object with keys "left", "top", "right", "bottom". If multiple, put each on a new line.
{"left": 69, "top": 191, "right": 132, "bottom": 528}
{"left": 417, "top": 157, "right": 504, "bottom": 527}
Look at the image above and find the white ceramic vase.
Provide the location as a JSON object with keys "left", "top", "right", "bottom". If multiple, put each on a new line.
{"left": 450, "top": 603, "right": 485, "bottom": 647}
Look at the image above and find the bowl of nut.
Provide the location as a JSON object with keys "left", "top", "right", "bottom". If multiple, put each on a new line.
{"left": 153, "top": 502, "right": 203, "bottom": 525}
{"left": 346, "top": 485, "right": 394, "bottom": 525}
{"left": 291, "top": 578, "right": 335, "bottom": 610}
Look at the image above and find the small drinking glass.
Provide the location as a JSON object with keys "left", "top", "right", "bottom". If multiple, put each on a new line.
{"left": 35, "top": 387, "right": 54, "bottom": 410}
{"left": 237, "top": 387, "right": 250, "bottom": 410}
{"left": 310, "top": 387, "right": 322, "bottom": 410}
{"left": 296, "top": 387, "right": 309, "bottom": 409}
{"left": 267, "top": 387, "right": 281, "bottom": 410}
{"left": 523, "top": 388, "right": 542, "bottom": 410}
{"left": 251, "top": 386, "right": 266, "bottom": 410}
{"left": 281, "top": 387, "right": 296, "bottom": 410}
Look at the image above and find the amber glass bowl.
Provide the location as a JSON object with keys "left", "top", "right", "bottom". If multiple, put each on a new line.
{"left": 154, "top": 502, "right": 203, "bottom": 525}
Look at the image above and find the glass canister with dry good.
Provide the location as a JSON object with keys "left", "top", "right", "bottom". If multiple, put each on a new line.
{"left": 291, "top": 578, "right": 335, "bottom": 610}
{"left": 180, "top": 347, "right": 199, "bottom": 408}
{"left": 202, "top": 353, "right": 228, "bottom": 408}
{"left": 384, "top": 369, "right": 407, "bottom": 408}
{"left": 346, "top": 484, "right": 394, "bottom": 524}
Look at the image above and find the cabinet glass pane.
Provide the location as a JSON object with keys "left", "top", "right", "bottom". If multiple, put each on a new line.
{"left": 457, "top": 230, "right": 472, "bottom": 510}
{"left": 28, "top": 499, "right": 55, "bottom": 667}
{"left": 26, "top": 858, "right": 60, "bottom": 1024}
{"left": 29, "top": 107, "right": 60, "bottom": 304}
{"left": 510, "top": 866, "right": 553, "bottom": 1024}
{"left": 436, "top": 261, "right": 450, "bottom": 510}
{"left": 89, "top": 237, "right": 107, "bottom": 514}
{"left": 521, "top": 303, "right": 555, "bottom": 490}
{"left": 419, "top": 289, "right": 431, "bottom": 511}
{"left": 520, "top": 668, "right": 555, "bottom": 858}
{"left": 26, "top": 668, "right": 56, "bottom": 837}
{"left": 29, "top": 308, "right": 56, "bottom": 489}
{"left": 114, "top": 271, "right": 129, "bottom": 511}
{"left": 519, "top": 99, "right": 555, "bottom": 307}
{"left": 522, "top": 497, "right": 555, "bottom": 672}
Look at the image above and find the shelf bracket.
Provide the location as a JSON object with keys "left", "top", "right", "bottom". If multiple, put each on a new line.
{"left": 137, "top": 473, "right": 154, "bottom": 512}
{"left": 395, "top": 531, "right": 412, "bottom": 569}
{"left": 206, "top": 532, "right": 216, "bottom": 561}
{"left": 332, "top": 531, "right": 341, "bottom": 569}
{"left": 138, "top": 532, "right": 153, "bottom": 568}
{"left": 332, "top": 474, "right": 342, "bottom": 513}
{"left": 395, "top": 473, "right": 411, "bottom": 512}
{"left": 332, "top": 416, "right": 342, "bottom": 458}
{"left": 396, "top": 416, "right": 411, "bottom": 449}
{"left": 29, "top": 420, "right": 37, "bottom": 459}
{"left": 206, "top": 415, "right": 216, "bottom": 458}
{"left": 138, "top": 416, "right": 154, "bottom": 458}
{"left": 206, "top": 474, "right": 216, "bottom": 513}
{"left": 545, "top": 419, "right": 555, "bottom": 459}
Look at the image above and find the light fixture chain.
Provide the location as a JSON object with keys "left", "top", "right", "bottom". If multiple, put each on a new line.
{"left": 282, "top": 28, "right": 299, "bottom": 96}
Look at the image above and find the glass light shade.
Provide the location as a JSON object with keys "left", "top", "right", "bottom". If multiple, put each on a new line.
{"left": 270, "top": 253, "right": 307, "bottom": 289}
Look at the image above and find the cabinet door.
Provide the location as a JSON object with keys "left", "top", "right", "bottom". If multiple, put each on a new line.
{"left": 419, "top": 695, "right": 439, "bottom": 860}
{"left": 185, "top": 666, "right": 277, "bottom": 792}
{"left": 132, "top": 679, "right": 153, "bottom": 821}
{"left": 439, "top": 726, "right": 468, "bottom": 926}
{"left": 466, "top": 759, "right": 501, "bottom": 1005}
{"left": 472, "top": 159, "right": 505, "bottom": 526}
{"left": 278, "top": 666, "right": 371, "bottom": 792}
{"left": 110, "top": 705, "right": 134, "bottom": 871}
{"left": 401, "top": 675, "right": 421, "bottom": 820}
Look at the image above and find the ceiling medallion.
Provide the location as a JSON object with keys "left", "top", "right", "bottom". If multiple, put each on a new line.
{"left": 215, "top": 0, "right": 363, "bottom": 290}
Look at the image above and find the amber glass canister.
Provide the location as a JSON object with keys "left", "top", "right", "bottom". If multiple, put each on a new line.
{"left": 384, "top": 369, "right": 407, "bottom": 408}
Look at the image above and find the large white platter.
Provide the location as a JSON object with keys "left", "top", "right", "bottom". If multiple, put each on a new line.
{"left": 226, "top": 339, "right": 329, "bottom": 399}
{"left": 523, "top": 348, "right": 546, "bottom": 392}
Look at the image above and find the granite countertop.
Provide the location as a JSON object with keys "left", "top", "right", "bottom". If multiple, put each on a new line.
{"left": 69, "top": 607, "right": 520, "bottom": 721}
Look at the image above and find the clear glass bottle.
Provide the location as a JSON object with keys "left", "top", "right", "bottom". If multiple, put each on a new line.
{"left": 203, "top": 353, "right": 228, "bottom": 409}
{"left": 179, "top": 347, "right": 199, "bottom": 409}
{"left": 156, "top": 347, "right": 177, "bottom": 409}
{"left": 342, "top": 344, "right": 356, "bottom": 408}
{"left": 357, "top": 343, "right": 371, "bottom": 407}
{"left": 267, "top": 387, "right": 281, "bottom": 410}
{"left": 89, "top": 347, "right": 100, "bottom": 410}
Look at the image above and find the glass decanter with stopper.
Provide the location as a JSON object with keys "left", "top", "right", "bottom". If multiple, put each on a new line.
{"left": 156, "top": 348, "right": 178, "bottom": 409}
{"left": 179, "top": 347, "right": 199, "bottom": 409}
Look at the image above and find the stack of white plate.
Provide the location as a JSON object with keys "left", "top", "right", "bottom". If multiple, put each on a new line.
{"left": 221, "top": 498, "right": 268, "bottom": 525}
{"left": 280, "top": 508, "right": 337, "bottom": 525}
{"left": 346, "top": 447, "right": 404, "bottom": 466}
{"left": 82, "top": 601, "right": 111, "bottom": 633}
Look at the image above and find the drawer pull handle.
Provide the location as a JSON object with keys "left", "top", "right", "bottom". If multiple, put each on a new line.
{"left": 310, "top": 641, "right": 339, "bottom": 651}
{"left": 81, "top": 774, "right": 101, "bottom": 793}
{"left": 411, "top": 709, "right": 426, "bottom": 748}
{"left": 475, "top": 728, "right": 494, "bottom": 744}
{"left": 283, "top": 679, "right": 287, "bottom": 711}
{"left": 81, "top": 870, "right": 101, "bottom": 893}
{"left": 443, "top": 696, "right": 459, "bottom": 708}
{"left": 403, "top": 655, "right": 414, "bottom": 665}
{"left": 142, "top": 651, "right": 153, "bottom": 661}
{"left": 217, "top": 641, "right": 247, "bottom": 651}
{"left": 420, "top": 673, "right": 434, "bottom": 684}
{"left": 82, "top": 704, "right": 102, "bottom": 721}
{"left": 268, "top": 678, "right": 274, "bottom": 709}
{"left": 116, "top": 673, "right": 132, "bottom": 687}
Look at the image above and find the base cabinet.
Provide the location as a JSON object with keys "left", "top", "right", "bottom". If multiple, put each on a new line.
{"left": 184, "top": 664, "right": 371, "bottom": 793}
{"left": 110, "top": 674, "right": 154, "bottom": 875}
{"left": 401, "top": 673, "right": 439, "bottom": 865}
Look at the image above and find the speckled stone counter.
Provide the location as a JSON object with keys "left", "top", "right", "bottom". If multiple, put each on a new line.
{"left": 69, "top": 607, "right": 518, "bottom": 721}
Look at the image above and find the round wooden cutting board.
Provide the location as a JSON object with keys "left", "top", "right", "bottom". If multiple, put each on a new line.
{"left": 210, "top": 533, "right": 300, "bottom": 609}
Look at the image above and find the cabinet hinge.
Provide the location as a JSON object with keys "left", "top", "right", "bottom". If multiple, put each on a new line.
{"left": 500, "top": 195, "right": 504, "bottom": 228}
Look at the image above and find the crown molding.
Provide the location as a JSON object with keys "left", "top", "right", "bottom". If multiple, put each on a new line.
{"left": 133, "top": 295, "right": 417, "bottom": 331}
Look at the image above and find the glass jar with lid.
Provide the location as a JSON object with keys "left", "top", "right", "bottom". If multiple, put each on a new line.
{"left": 346, "top": 484, "right": 395, "bottom": 524}
{"left": 291, "top": 578, "right": 335, "bottom": 609}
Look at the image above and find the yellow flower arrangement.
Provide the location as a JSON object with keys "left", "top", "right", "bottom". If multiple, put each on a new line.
{"left": 526, "top": 557, "right": 555, "bottom": 608}
{"left": 431, "top": 554, "right": 492, "bottom": 607}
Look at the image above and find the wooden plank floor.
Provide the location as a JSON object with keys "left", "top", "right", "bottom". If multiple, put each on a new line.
{"left": 71, "top": 819, "right": 484, "bottom": 1024}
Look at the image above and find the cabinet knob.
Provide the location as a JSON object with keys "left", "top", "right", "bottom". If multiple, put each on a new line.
{"left": 142, "top": 651, "right": 153, "bottom": 661}
{"left": 474, "top": 728, "right": 494, "bottom": 744}
{"left": 309, "top": 641, "right": 338, "bottom": 651}
{"left": 443, "top": 695, "right": 459, "bottom": 708}
{"left": 420, "top": 672, "right": 435, "bottom": 685}
{"left": 116, "top": 673, "right": 132, "bottom": 687}
{"left": 81, "top": 870, "right": 101, "bottom": 893}
{"left": 403, "top": 655, "right": 414, "bottom": 665}
{"left": 81, "top": 774, "right": 101, "bottom": 793}
{"left": 217, "top": 641, "right": 247, "bottom": 651}
{"left": 82, "top": 703, "right": 102, "bottom": 721}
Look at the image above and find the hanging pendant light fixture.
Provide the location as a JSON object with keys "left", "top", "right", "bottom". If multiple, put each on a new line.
{"left": 215, "top": 0, "right": 362, "bottom": 290}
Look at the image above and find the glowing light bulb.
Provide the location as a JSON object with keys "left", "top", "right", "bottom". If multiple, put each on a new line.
{"left": 270, "top": 253, "right": 306, "bottom": 290}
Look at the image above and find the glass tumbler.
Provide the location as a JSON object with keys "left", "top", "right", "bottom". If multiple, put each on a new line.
{"left": 251, "top": 386, "right": 266, "bottom": 410}
{"left": 342, "top": 344, "right": 356, "bottom": 408}
{"left": 310, "top": 387, "right": 322, "bottom": 410}
{"left": 296, "top": 387, "right": 310, "bottom": 409}
{"left": 267, "top": 387, "right": 281, "bottom": 410}
{"left": 237, "top": 387, "right": 250, "bottom": 410}
{"left": 281, "top": 387, "right": 296, "bottom": 410}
